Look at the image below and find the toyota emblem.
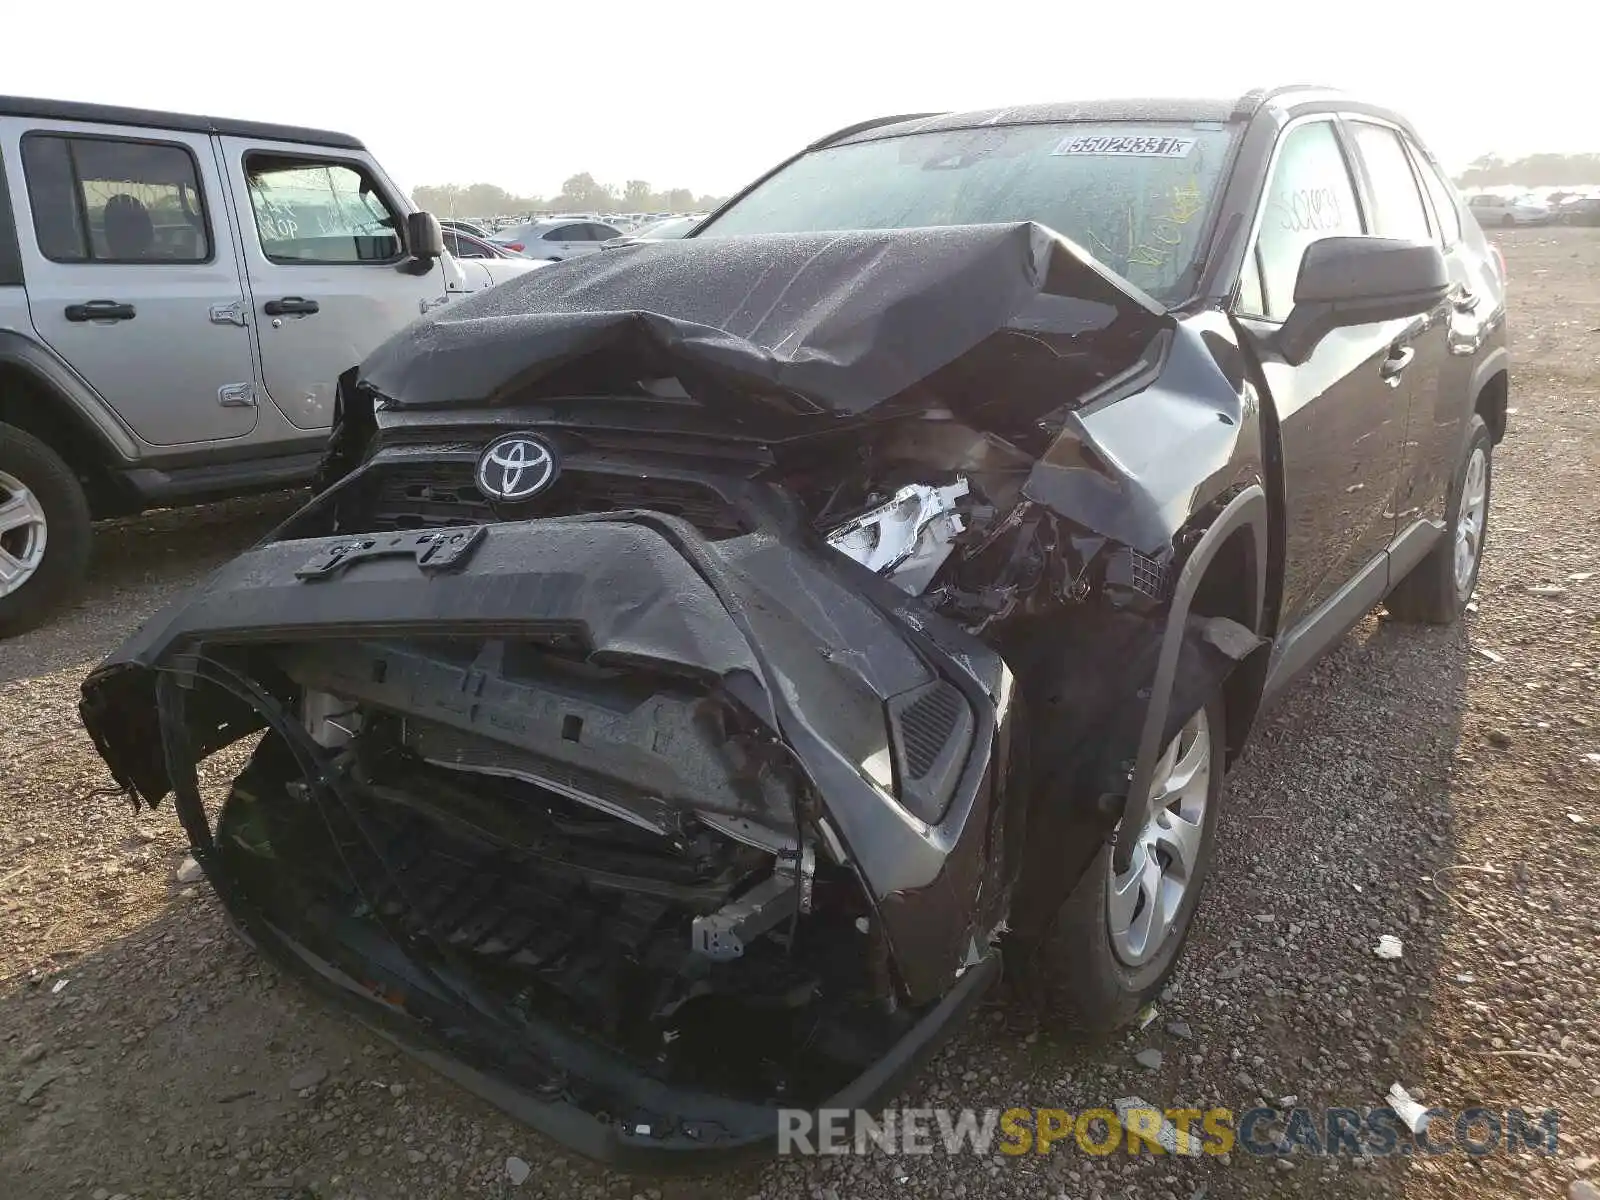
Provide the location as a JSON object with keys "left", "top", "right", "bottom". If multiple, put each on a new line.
{"left": 476, "top": 433, "right": 560, "bottom": 502}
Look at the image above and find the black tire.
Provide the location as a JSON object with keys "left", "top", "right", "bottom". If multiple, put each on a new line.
{"left": 1015, "top": 695, "right": 1227, "bottom": 1034}
{"left": 1501, "top": 213, "right": 1516, "bottom": 228}
{"left": 0, "top": 422, "right": 93, "bottom": 638}
{"left": 1385, "top": 415, "right": 1492, "bottom": 626}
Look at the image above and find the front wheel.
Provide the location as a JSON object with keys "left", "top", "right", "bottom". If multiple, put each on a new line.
{"left": 1018, "top": 697, "right": 1226, "bottom": 1033}
{"left": 0, "top": 422, "right": 93, "bottom": 637}
{"left": 1385, "top": 415, "right": 1492, "bottom": 625}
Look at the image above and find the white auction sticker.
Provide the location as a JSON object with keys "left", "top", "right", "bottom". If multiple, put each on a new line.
{"left": 1051, "top": 134, "right": 1197, "bottom": 158}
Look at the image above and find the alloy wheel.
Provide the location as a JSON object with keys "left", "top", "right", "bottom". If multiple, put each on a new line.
{"left": 1106, "top": 707, "right": 1212, "bottom": 967}
{"left": 0, "top": 470, "right": 48, "bottom": 599}
{"left": 1454, "top": 446, "right": 1488, "bottom": 598}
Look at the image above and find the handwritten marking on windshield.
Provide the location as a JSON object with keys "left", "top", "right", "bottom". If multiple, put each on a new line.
{"left": 1123, "top": 179, "right": 1207, "bottom": 270}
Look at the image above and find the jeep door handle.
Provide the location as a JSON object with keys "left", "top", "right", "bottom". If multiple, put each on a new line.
{"left": 1380, "top": 345, "right": 1415, "bottom": 387}
{"left": 64, "top": 300, "right": 136, "bottom": 322}
{"left": 263, "top": 297, "right": 320, "bottom": 316}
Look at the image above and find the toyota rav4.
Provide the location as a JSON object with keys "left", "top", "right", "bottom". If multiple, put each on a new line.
{"left": 80, "top": 86, "right": 1508, "bottom": 1167}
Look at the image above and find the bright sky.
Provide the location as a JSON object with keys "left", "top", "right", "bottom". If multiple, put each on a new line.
{"left": 8, "top": 2, "right": 1588, "bottom": 200}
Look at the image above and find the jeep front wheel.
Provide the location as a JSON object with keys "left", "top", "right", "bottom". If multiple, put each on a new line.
{"left": 0, "top": 422, "right": 92, "bottom": 638}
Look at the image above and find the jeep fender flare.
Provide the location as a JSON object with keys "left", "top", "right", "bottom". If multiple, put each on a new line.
{"left": 0, "top": 330, "right": 140, "bottom": 463}
{"left": 1112, "top": 484, "right": 1268, "bottom": 872}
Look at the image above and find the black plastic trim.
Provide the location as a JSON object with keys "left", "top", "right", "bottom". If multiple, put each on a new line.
{"left": 250, "top": 910, "right": 999, "bottom": 1170}
{"left": 116, "top": 450, "right": 322, "bottom": 503}
{"left": 0, "top": 94, "right": 362, "bottom": 150}
{"left": 0, "top": 143, "right": 22, "bottom": 286}
{"left": 0, "top": 329, "right": 138, "bottom": 462}
{"left": 1117, "top": 485, "right": 1269, "bottom": 872}
{"left": 1262, "top": 548, "right": 1392, "bottom": 703}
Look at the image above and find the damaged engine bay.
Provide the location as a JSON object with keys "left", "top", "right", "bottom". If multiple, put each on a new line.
{"left": 79, "top": 223, "right": 1266, "bottom": 1163}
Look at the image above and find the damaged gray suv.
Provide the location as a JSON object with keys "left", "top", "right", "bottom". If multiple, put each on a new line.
{"left": 80, "top": 86, "right": 1507, "bottom": 1166}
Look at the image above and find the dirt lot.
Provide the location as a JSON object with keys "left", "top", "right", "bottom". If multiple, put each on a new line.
{"left": 2, "top": 228, "right": 1598, "bottom": 1200}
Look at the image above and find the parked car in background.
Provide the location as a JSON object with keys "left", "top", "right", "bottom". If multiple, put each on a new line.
{"left": 1556, "top": 194, "right": 1600, "bottom": 226}
{"left": 599, "top": 214, "right": 702, "bottom": 248}
{"left": 439, "top": 217, "right": 491, "bottom": 238}
{"left": 490, "top": 218, "right": 623, "bottom": 260}
{"left": 1466, "top": 192, "right": 1551, "bottom": 226}
{"left": 443, "top": 228, "right": 523, "bottom": 259}
{"left": 81, "top": 84, "right": 1508, "bottom": 1165}
{"left": 0, "top": 94, "right": 537, "bottom": 635}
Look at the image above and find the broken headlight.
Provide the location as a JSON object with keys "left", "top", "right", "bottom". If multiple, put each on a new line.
{"left": 825, "top": 479, "right": 970, "bottom": 596}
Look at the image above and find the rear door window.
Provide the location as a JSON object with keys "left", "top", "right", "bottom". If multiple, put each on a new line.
{"left": 21, "top": 133, "right": 211, "bottom": 263}
{"left": 1349, "top": 123, "right": 1433, "bottom": 242}
{"left": 243, "top": 154, "right": 402, "bottom": 264}
{"left": 1409, "top": 145, "right": 1463, "bottom": 246}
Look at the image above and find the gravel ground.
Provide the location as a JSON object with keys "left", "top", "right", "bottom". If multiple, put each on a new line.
{"left": 2, "top": 229, "right": 1597, "bottom": 1200}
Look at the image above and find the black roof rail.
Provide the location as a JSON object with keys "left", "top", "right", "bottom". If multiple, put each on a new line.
{"left": 808, "top": 112, "right": 942, "bottom": 150}
{"left": 1229, "top": 83, "right": 1341, "bottom": 120}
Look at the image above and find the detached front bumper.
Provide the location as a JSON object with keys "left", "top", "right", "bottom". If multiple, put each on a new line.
{"left": 80, "top": 512, "right": 1018, "bottom": 1160}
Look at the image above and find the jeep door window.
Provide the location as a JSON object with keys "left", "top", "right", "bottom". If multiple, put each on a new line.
{"left": 21, "top": 134, "right": 211, "bottom": 263}
{"left": 244, "top": 155, "right": 401, "bottom": 264}
{"left": 1239, "top": 121, "right": 1364, "bottom": 321}
{"left": 693, "top": 122, "right": 1233, "bottom": 304}
{"left": 1348, "top": 123, "right": 1433, "bottom": 243}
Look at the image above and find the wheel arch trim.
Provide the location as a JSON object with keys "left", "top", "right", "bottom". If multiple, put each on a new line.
{"left": 1113, "top": 484, "right": 1268, "bottom": 872}
{"left": 0, "top": 330, "right": 140, "bottom": 463}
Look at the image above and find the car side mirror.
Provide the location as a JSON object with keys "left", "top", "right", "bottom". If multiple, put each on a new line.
{"left": 1277, "top": 237, "right": 1451, "bottom": 366}
{"left": 405, "top": 211, "right": 444, "bottom": 264}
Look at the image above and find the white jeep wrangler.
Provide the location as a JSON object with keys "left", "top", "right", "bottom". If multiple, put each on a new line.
{"left": 0, "top": 94, "right": 536, "bottom": 635}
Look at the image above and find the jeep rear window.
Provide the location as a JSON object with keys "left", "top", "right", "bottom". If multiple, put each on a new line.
{"left": 695, "top": 121, "right": 1234, "bottom": 304}
{"left": 20, "top": 134, "right": 211, "bottom": 264}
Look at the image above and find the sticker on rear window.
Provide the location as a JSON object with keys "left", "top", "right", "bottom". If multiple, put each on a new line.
{"left": 1051, "top": 134, "right": 1196, "bottom": 158}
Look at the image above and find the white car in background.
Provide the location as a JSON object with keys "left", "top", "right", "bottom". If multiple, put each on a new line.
{"left": 490, "top": 218, "right": 624, "bottom": 260}
{"left": 1467, "top": 193, "right": 1551, "bottom": 227}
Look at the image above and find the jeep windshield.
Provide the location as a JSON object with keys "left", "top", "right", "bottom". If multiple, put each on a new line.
{"left": 695, "top": 121, "right": 1235, "bottom": 305}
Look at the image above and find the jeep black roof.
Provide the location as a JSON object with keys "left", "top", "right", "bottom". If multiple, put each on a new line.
{"left": 0, "top": 95, "right": 364, "bottom": 151}
{"left": 814, "top": 86, "right": 1349, "bottom": 149}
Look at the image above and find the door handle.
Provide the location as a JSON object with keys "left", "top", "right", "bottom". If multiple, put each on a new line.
{"left": 1380, "top": 345, "right": 1415, "bottom": 388}
{"left": 64, "top": 300, "right": 135, "bottom": 322}
{"left": 263, "top": 296, "right": 320, "bottom": 316}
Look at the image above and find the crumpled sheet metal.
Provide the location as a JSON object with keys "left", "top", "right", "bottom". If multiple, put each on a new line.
{"left": 358, "top": 222, "right": 1162, "bottom": 418}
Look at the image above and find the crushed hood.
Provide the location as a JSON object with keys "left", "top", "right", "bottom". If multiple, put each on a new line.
{"left": 359, "top": 223, "right": 1167, "bottom": 422}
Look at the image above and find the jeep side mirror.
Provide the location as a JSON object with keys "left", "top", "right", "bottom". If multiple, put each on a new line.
{"left": 405, "top": 211, "right": 445, "bottom": 262}
{"left": 1277, "top": 237, "right": 1450, "bottom": 366}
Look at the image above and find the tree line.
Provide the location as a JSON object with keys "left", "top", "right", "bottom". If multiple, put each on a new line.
{"left": 1454, "top": 152, "right": 1600, "bottom": 189}
{"left": 413, "top": 173, "right": 729, "bottom": 219}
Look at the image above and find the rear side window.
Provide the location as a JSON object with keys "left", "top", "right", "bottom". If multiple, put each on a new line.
{"left": 21, "top": 134, "right": 211, "bottom": 264}
{"left": 1348, "top": 123, "right": 1432, "bottom": 242}
{"left": 1411, "top": 147, "right": 1463, "bottom": 246}
{"left": 244, "top": 154, "right": 402, "bottom": 264}
{"left": 585, "top": 223, "right": 620, "bottom": 239}
{"left": 544, "top": 224, "right": 581, "bottom": 240}
{"left": 1244, "top": 121, "right": 1364, "bottom": 322}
